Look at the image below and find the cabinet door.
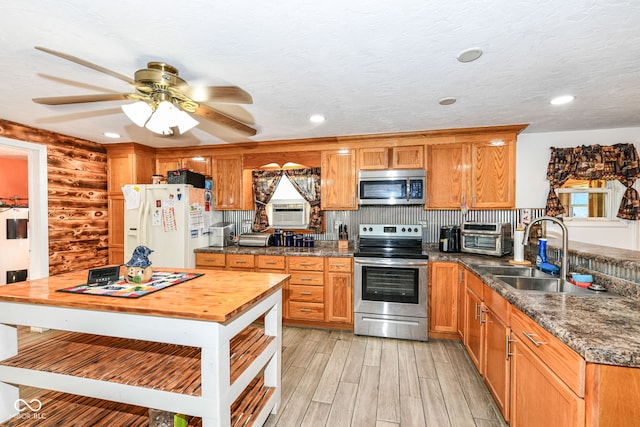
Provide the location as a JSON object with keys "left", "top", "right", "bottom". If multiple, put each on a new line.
{"left": 358, "top": 147, "right": 389, "bottom": 170}
{"left": 426, "top": 143, "right": 468, "bottom": 209}
{"left": 213, "top": 155, "right": 243, "bottom": 210}
{"left": 325, "top": 272, "right": 352, "bottom": 324}
{"left": 183, "top": 156, "right": 212, "bottom": 177}
{"left": 510, "top": 338, "right": 585, "bottom": 427}
{"left": 457, "top": 267, "right": 466, "bottom": 338}
{"left": 470, "top": 139, "right": 515, "bottom": 208}
{"left": 428, "top": 262, "right": 459, "bottom": 335}
{"left": 321, "top": 149, "right": 357, "bottom": 209}
{"left": 157, "top": 157, "right": 182, "bottom": 177}
{"left": 483, "top": 308, "right": 510, "bottom": 421}
{"left": 464, "top": 287, "right": 483, "bottom": 371}
{"left": 391, "top": 145, "right": 424, "bottom": 169}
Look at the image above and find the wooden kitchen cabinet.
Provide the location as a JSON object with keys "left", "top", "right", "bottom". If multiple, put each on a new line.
{"left": 105, "top": 143, "right": 156, "bottom": 264}
{"left": 391, "top": 145, "right": 424, "bottom": 169}
{"left": 358, "top": 145, "right": 424, "bottom": 170}
{"left": 464, "top": 272, "right": 484, "bottom": 371}
{"left": 286, "top": 256, "right": 325, "bottom": 321}
{"left": 358, "top": 147, "right": 389, "bottom": 170}
{"left": 213, "top": 154, "right": 244, "bottom": 210}
{"left": 195, "top": 253, "right": 226, "bottom": 270}
{"left": 457, "top": 266, "right": 466, "bottom": 339}
{"left": 321, "top": 149, "right": 357, "bottom": 210}
{"left": 325, "top": 257, "right": 353, "bottom": 324}
{"left": 428, "top": 261, "right": 459, "bottom": 338}
{"left": 426, "top": 137, "right": 516, "bottom": 209}
{"left": 510, "top": 307, "right": 585, "bottom": 427}
{"left": 482, "top": 285, "right": 511, "bottom": 421}
{"left": 157, "top": 156, "right": 212, "bottom": 178}
{"left": 226, "top": 254, "right": 256, "bottom": 271}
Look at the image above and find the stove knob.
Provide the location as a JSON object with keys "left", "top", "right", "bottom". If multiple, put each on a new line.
{"left": 362, "top": 227, "right": 367, "bottom": 232}
{"left": 368, "top": 227, "right": 373, "bottom": 232}
{"left": 414, "top": 227, "right": 419, "bottom": 232}
{"left": 402, "top": 227, "right": 406, "bottom": 232}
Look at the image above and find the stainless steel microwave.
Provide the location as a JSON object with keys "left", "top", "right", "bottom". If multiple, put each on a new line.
{"left": 358, "top": 169, "right": 426, "bottom": 205}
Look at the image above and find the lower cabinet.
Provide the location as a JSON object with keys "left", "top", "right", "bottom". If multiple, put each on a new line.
{"left": 464, "top": 272, "right": 484, "bottom": 371}
{"left": 510, "top": 307, "right": 585, "bottom": 427}
{"left": 195, "top": 253, "right": 354, "bottom": 329}
{"left": 325, "top": 258, "right": 353, "bottom": 324}
{"left": 428, "top": 261, "right": 459, "bottom": 338}
{"left": 482, "top": 285, "right": 511, "bottom": 421}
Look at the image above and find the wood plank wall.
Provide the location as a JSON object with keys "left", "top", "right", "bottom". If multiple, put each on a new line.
{"left": 0, "top": 119, "right": 108, "bottom": 275}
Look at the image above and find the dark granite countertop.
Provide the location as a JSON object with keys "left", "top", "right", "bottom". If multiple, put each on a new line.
{"left": 429, "top": 249, "right": 640, "bottom": 368}
{"left": 195, "top": 241, "right": 640, "bottom": 368}
{"left": 195, "top": 241, "right": 354, "bottom": 258}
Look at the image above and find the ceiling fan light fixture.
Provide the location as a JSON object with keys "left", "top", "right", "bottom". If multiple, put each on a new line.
{"left": 175, "top": 110, "right": 200, "bottom": 134}
{"left": 121, "top": 101, "right": 153, "bottom": 127}
{"left": 145, "top": 101, "right": 177, "bottom": 135}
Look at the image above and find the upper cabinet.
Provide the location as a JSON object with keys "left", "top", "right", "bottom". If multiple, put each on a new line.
{"left": 358, "top": 145, "right": 424, "bottom": 170}
{"left": 213, "top": 154, "right": 244, "bottom": 210}
{"left": 426, "top": 136, "right": 516, "bottom": 209}
{"left": 321, "top": 149, "right": 357, "bottom": 210}
{"left": 156, "top": 155, "right": 212, "bottom": 178}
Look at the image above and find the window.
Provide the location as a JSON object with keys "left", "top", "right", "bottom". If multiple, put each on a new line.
{"left": 556, "top": 180, "right": 613, "bottom": 220}
{"left": 266, "top": 175, "right": 310, "bottom": 229}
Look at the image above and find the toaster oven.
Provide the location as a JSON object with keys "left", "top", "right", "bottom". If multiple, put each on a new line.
{"left": 460, "top": 222, "right": 513, "bottom": 257}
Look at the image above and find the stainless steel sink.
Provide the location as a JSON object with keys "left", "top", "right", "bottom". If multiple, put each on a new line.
{"left": 471, "top": 263, "right": 614, "bottom": 296}
{"left": 472, "top": 264, "right": 552, "bottom": 278}
{"left": 495, "top": 275, "right": 603, "bottom": 296}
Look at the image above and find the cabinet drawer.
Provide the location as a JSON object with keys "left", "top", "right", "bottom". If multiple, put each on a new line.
{"left": 511, "top": 308, "right": 585, "bottom": 397}
{"left": 466, "top": 270, "right": 484, "bottom": 299}
{"left": 196, "top": 253, "right": 226, "bottom": 268}
{"left": 289, "top": 284, "right": 324, "bottom": 303}
{"left": 288, "top": 301, "right": 324, "bottom": 320}
{"left": 483, "top": 284, "right": 509, "bottom": 324}
{"left": 326, "top": 257, "right": 352, "bottom": 272}
{"left": 289, "top": 272, "right": 324, "bottom": 286}
{"left": 226, "top": 254, "right": 256, "bottom": 268}
{"left": 257, "top": 255, "right": 286, "bottom": 270}
{"left": 288, "top": 256, "right": 324, "bottom": 271}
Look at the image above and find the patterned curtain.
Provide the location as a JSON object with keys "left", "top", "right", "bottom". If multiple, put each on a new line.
{"left": 545, "top": 143, "right": 640, "bottom": 220}
{"left": 284, "top": 168, "right": 323, "bottom": 232}
{"left": 545, "top": 147, "right": 576, "bottom": 216}
{"left": 252, "top": 170, "right": 283, "bottom": 231}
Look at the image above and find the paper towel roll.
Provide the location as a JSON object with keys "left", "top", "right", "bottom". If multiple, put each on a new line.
{"left": 513, "top": 229, "right": 525, "bottom": 262}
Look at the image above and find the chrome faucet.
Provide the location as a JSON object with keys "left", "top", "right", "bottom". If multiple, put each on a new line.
{"left": 523, "top": 216, "right": 569, "bottom": 282}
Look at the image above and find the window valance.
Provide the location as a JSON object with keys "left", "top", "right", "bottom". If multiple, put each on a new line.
{"left": 546, "top": 143, "right": 640, "bottom": 220}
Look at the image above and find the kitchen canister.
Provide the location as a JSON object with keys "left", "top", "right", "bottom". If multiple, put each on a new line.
{"left": 294, "top": 234, "right": 303, "bottom": 247}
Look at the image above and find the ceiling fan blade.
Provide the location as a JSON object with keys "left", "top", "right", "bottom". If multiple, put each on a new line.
{"left": 33, "top": 93, "right": 139, "bottom": 105}
{"left": 202, "top": 103, "right": 255, "bottom": 125}
{"left": 194, "top": 104, "right": 257, "bottom": 136}
{"left": 35, "top": 46, "right": 136, "bottom": 86}
{"left": 179, "top": 85, "right": 253, "bottom": 104}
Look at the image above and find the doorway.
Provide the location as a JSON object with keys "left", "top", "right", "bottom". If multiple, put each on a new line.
{"left": 0, "top": 136, "right": 48, "bottom": 281}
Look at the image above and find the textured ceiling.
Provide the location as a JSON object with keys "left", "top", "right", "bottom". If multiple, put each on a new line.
{"left": 0, "top": 0, "right": 639, "bottom": 150}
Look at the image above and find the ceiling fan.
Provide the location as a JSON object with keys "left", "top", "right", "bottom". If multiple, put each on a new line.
{"left": 32, "top": 46, "right": 257, "bottom": 137}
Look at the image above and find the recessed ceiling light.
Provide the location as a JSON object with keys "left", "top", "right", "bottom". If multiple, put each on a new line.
{"left": 457, "top": 48, "right": 483, "bottom": 63}
{"left": 103, "top": 132, "right": 121, "bottom": 138}
{"left": 439, "top": 97, "right": 457, "bottom": 106}
{"left": 550, "top": 95, "right": 575, "bottom": 105}
{"left": 309, "top": 114, "right": 326, "bottom": 123}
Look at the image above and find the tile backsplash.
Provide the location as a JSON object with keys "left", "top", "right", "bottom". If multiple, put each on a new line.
{"left": 223, "top": 206, "right": 545, "bottom": 243}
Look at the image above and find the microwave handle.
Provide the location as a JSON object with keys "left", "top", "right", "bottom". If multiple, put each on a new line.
{"left": 406, "top": 178, "right": 410, "bottom": 202}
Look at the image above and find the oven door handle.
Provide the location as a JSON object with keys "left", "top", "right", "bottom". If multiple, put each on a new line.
{"left": 354, "top": 257, "right": 429, "bottom": 267}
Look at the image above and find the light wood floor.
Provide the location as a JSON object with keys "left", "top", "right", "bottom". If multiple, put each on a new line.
{"left": 15, "top": 326, "right": 507, "bottom": 427}
{"left": 266, "top": 326, "right": 507, "bottom": 427}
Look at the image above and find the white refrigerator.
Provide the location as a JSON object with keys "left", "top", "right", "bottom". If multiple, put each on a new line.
{"left": 122, "top": 184, "right": 222, "bottom": 269}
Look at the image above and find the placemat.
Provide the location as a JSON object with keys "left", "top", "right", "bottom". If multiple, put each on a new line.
{"left": 57, "top": 271, "right": 203, "bottom": 298}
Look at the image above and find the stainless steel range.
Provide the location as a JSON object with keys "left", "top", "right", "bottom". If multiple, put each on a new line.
{"left": 353, "top": 224, "right": 429, "bottom": 341}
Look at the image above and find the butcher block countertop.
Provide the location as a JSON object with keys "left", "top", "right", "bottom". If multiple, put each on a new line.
{"left": 0, "top": 268, "right": 289, "bottom": 323}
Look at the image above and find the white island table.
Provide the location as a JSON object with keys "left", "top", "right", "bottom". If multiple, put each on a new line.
{"left": 0, "top": 268, "right": 287, "bottom": 426}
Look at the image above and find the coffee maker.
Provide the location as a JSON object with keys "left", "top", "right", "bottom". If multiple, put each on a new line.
{"left": 439, "top": 225, "right": 460, "bottom": 252}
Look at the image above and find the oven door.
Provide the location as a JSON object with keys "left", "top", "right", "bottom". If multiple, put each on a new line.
{"left": 354, "top": 257, "right": 428, "bottom": 318}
